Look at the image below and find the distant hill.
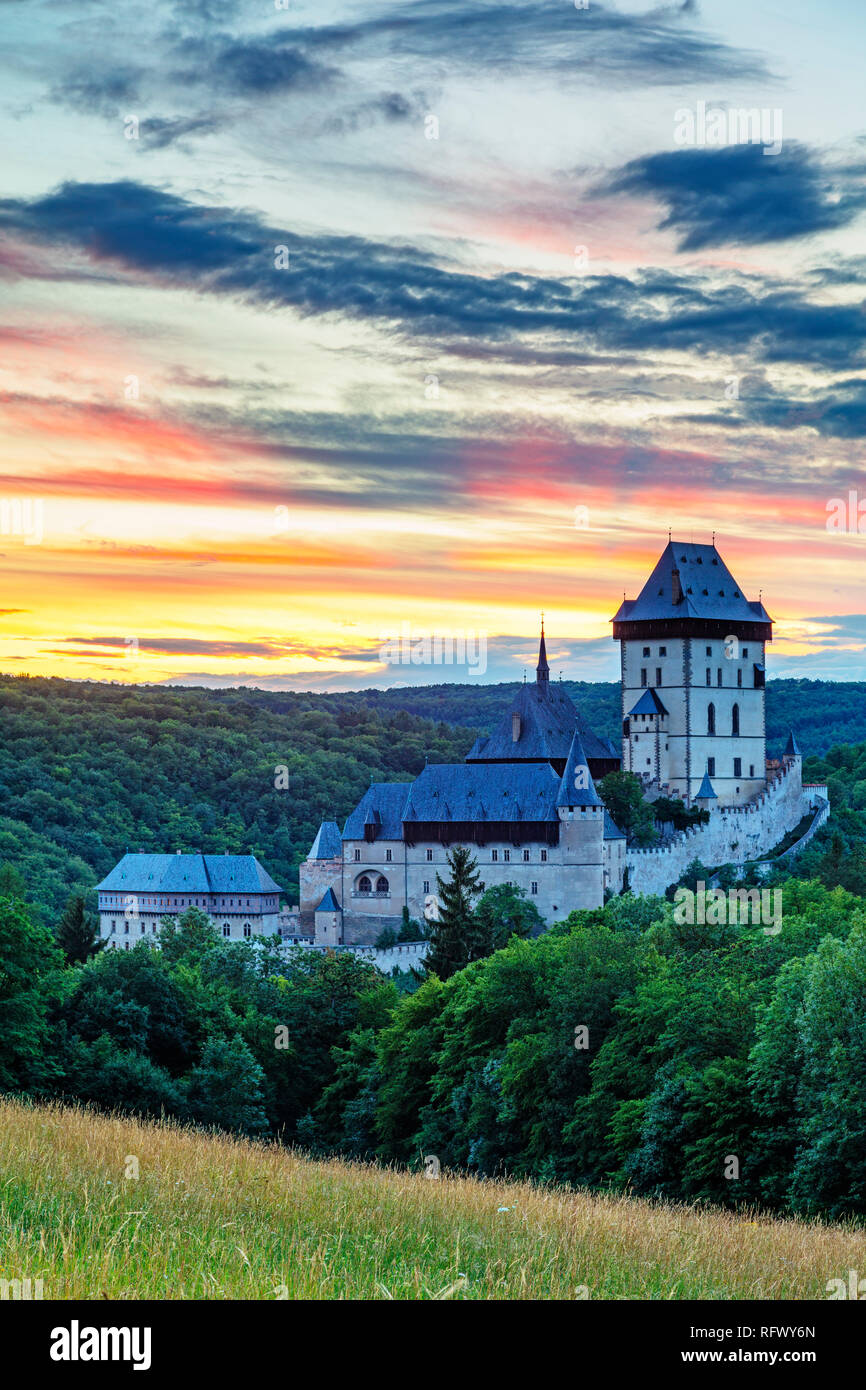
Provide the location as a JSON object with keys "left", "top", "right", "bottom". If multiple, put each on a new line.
{"left": 0, "top": 672, "right": 861, "bottom": 922}
{"left": 243, "top": 677, "right": 866, "bottom": 760}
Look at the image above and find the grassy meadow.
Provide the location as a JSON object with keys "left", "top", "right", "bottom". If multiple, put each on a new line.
{"left": 2, "top": 1097, "right": 865, "bottom": 1300}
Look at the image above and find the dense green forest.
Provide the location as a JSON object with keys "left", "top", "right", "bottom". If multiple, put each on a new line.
{"left": 2, "top": 671, "right": 865, "bottom": 921}
{"left": 3, "top": 879, "right": 865, "bottom": 1220}
{"left": 3, "top": 672, "right": 866, "bottom": 1220}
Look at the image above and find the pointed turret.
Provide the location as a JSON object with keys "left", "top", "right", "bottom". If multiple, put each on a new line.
{"left": 557, "top": 731, "right": 602, "bottom": 807}
{"left": 536, "top": 616, "right": 549, "bottom": 686}
{"left": 695, "top": 768, "right": 717, "bottom": 802}
{"left": 784, "top": 729, "right": 801, "bottom": 758}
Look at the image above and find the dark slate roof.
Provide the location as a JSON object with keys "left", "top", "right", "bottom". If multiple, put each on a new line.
{"left": 316, "top": 887, "right": 341, "bottom": 913}
{"left": 342, "top": 782, "right": 412, "bottom": 840}
{"left": 603, "top": 810, "right": 626, "bottom": 841}
{"left": 466, "top": 678, "right": 617, "bottom": 765}
{"left": 401, "top": 761, "right": 562, "bottom": 824}
{"left": 307, "top": 820, "right": 342, "bottom": 860}
{"left": 612, "top": 542, "right": 771, "bottom": 626}
{"left": 556, "top": 731, "right": 603, "bottom": 807}
{"left": 96, "top": 853, "right": 283, "bottom": 893}
{"left": 784, "top": 729, "right": 801, "bottom": 757}
{"left": 695, "top": 770, "right": 718, "bottom": 800}
{"left": 628, "top": 688, "right": 669, "bottom": 717}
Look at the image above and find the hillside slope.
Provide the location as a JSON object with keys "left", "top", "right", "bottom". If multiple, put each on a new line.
{"left": 2, "top": 1098, "right": 863, "bottom": 1300}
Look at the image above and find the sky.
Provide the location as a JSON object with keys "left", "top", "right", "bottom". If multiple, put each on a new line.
{"left": 2, "top": 0, "right": 866, "bottom": 689}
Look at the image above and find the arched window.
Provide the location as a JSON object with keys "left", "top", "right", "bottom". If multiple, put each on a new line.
{"left": 707, "top": 702, "right": 716, "bottom": 735}
{"left": 376, "top": 875, "right": 389, "bottom": 894}
{"left": 732, "top": 702, "right": 740, "bottom": 736}
{"left": 358, "top": 875, "right": 372, "bottom": 894}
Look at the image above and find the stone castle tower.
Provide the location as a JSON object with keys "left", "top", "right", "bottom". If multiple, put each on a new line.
{"left": 612, "top": 540, "right": 772, "bottom": 807}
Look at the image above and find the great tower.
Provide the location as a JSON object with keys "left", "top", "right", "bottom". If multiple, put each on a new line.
{"left": 612, "top": 541, "right": 772, "bottom": 807}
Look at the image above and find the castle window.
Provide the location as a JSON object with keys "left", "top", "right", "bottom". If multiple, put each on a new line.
{"left": 523, "top": 849, "right": 530, "bottom": 862}
{"left": 541, "top": 849, "right": 547, "bottom": 862}
{"left": 243, "top": 924, "right": 251, "bottom": 938}
{"left": 708, "top": 757, "right": 716, "bottom": 777}
{"left": 743, "top": 647, "right": 749, "bottom": 658}
{"left": 734, "top": 758, "right": 742, "bottom": 777}
{"left": 655, "top": 668, "right": 662, "bottom": 686}
{"left": 426, "top": 848, "right": 433, "bottom": 862}
{"left": 640, "top": 669, "right": 647, "bottom": 687}
{"left": 223, "top": 924, "right": 230, "bottom": 937}
{"left": 503, "top": 850, "right": 510, "bottom": 862}
{"left": 385, "top": 849, "right": 392, "bottom": 862}
{"left": 706, "top": 669, "right": 711, "bottom": 685}
{"left": 531, "top": 882, "right": 538, "bottom": 895}
{"left": 659, "top": 646, "right": 667, "bottom": 656}
{"left": 737, "top": 669, "right": 742, "bottom": 687}
{"left": 491, "top": 850, "right": 498, "bottom": 861}
{"left": 358, "top": 875, "right": 372, "bottom": 894}
{"left": 423, "top": 880, "right": 430, "bottom": 894}
{"left": 642, "top": 646, "right": 650, "bottom": 657}
{"left": 376, "top": 876, "right": 389, "bottom": 894}
{"left": 754, "top": 664, "right": 765, "bottom": 689}
{"left": 707, "top": 702, "right": 716, "bottom": 735}
{"left": 732, "top": 703, "right": 740, "bottom": 736}
{"left": 717, "top": 668, "right": 722, "bottom": 686}
{"left": 354, "top": 849, "right": 361, "bottom": 862}
{"left": 750, "top": 764, "right": 754, "bottom": 777}
{"left": 706, "top": 645, "right": 712, "bottom": 656}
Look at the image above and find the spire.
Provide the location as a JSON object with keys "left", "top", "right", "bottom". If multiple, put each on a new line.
{"left": 784, "top": 729, "right": 801, "bottom": 758}
{"left": 695, "top": 768, "right": 717, "bottom": 801}
{"left": 536, "top": 613, "right": 549, "bottom": 686}
{"left": 556, "top": 731, "right": 602, "bottom": 808}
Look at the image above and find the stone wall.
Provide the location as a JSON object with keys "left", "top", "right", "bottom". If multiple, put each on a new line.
{"left": 626, "top": 757, "right": 814, "bottom": 898}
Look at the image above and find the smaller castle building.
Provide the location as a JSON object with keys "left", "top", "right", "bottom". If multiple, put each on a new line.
{"left": 96, "top": 851, "right": 283, "bottom": 948}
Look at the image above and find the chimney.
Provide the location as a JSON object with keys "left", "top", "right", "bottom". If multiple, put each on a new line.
{"left": 512, "top": 713, "right": 521, "bottom": 743}
{"left": 671, "top": 566, "right": 682, "bottom": 605}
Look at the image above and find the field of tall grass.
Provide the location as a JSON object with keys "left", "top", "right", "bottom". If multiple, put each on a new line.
{"left": 1, "top": 1096, "right": 863, "bottom": 1300}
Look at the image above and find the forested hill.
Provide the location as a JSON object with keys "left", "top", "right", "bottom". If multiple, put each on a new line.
{"left": 1, "top": 672, "right": 864, "bottom": 922}
{"left": 0, "top": 675, "right": 477, "bottom": 919}
{"left": 233, "top": 676, "right": 866, "bottom": 760}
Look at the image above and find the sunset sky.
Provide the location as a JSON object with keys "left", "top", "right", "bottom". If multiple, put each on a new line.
{"left": 2, "top": 0, "right": 866, "bottom": 688}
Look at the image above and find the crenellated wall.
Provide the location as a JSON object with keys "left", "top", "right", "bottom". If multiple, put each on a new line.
{"left": 626, "top": 757, "right": 819, "bottom": 898}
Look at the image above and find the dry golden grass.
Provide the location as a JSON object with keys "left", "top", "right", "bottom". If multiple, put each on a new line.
{"left": 0, "top": 1095, "right": 863, "bottom": 1300}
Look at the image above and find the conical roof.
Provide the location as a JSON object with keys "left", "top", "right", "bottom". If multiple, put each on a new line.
{"left": 556, "top": 731, "right": 602, "bottom": 807}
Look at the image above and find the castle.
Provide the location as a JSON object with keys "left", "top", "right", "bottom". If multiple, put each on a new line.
{"left": 301, "top": 540, "right": 829, "bottom": 944}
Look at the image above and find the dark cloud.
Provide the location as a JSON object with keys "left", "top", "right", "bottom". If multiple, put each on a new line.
{"left": 139, "top": 114, "right": 223, "bottom": 150}
{"left": 290, "top": 0, "right": 769, "bottom": 86}
{"left": 603, "top": 143, "right": 866, "bottom": 250}
{"left": 320, "top": 90, "right": 429, "bottom": 135}
{"left": 171, "top": 33, "right": 337, "bottom": 97}
{"left": 2, "top": 180, "right": 865, "bottom": 374}
{"left": 50, "top": 66, "right": 143, "bottom": 117}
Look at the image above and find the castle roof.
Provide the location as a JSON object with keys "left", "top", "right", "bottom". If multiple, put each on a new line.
{"left": 466, "top": 677, "right": 617, "bottom": 765}
{"left": 628, "top": 688, "right": 669, "bottom": 717}
{"left": 612, "top": 541, "right": 771, "bottom": 628}
{"left": 307, "top": 820, "right": 342, "bottom": 860}
{"left": 695, "top": 770, "right": 718, "bottom": 800}
{"left": 403, "top": 761, "right": 563, "bottom": 825}
{"left": 316, "top": 887, "right": 341, "bottom": 913}
{"left": 96, "top": 853, "right": 283, "bottom": 894}
{"left": 603, "top": 810, "right": 626, "bottom": 841}
{"left": 784, "top": 729, "right": 801, "bottom": 757}
{"left": 342, "top": 782, "right": 413, "bottom": 840}
{"left": 556, "top": 731, "right": 603, "bottom": 807}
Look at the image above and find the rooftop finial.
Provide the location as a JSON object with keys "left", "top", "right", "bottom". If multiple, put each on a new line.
{"left": 536, "top": 613, "right": 550, "bottom": 686}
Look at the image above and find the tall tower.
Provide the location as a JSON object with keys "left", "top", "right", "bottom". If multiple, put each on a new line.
{"left": 611, "top": 540, "right": 772, "bottom": 807}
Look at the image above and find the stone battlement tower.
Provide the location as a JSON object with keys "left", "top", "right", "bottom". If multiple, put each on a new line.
{"left": 612, "top": 540, "right": 772, "bottom": 807}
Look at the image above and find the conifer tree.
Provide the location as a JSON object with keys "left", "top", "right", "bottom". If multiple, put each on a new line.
{"left": 56, "top": 893, "right": 103, "bottom": 965}
{"left": 424, "top": 846, "right": 484, "bottom": 981}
